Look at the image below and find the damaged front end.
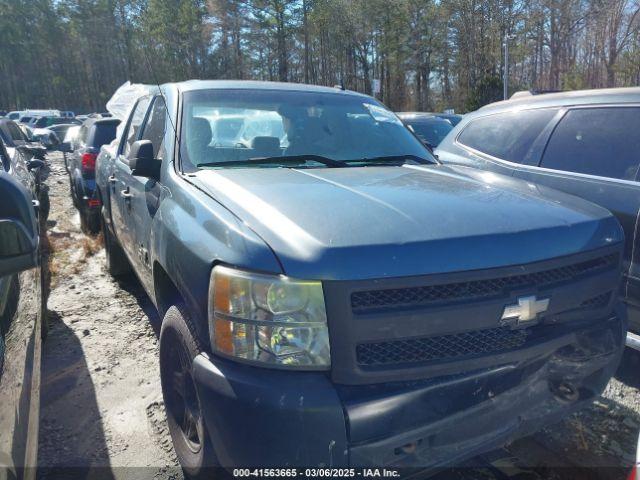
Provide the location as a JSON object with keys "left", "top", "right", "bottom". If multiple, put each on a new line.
{"left": 193, "top": 245, "right": 626, "bottom": 469}
{"left": 337, "top": 311, "right": 625, "bottom": 467}
{"left": 324, "top": 244, "right": 626, "bottom": 467}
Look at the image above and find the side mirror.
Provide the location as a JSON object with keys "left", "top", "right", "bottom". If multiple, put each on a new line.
{"left": 128, "top": 140, "right": 160, "bottom": 180}
{"left": 27, "top": 159, "right": 45, "bottom": 171}
{"left": 0, "top": 173, "right": 38, "bottom": 277}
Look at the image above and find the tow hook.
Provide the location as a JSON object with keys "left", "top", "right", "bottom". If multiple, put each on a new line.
{"left": 550, "top": 381, "right": 580, "bottom": 403}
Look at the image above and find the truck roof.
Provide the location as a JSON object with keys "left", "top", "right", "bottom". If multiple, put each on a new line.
{"left": 170, "top": 79, "right": 368, "bottom": 98}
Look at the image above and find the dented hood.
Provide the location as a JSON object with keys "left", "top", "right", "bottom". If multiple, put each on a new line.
{"left": 191, "top": 164, "right": 622, "bottom": 280}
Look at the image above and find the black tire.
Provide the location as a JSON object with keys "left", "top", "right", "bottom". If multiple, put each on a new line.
{"left": 160, "top": 305, "right": 218, "bottom": 479}
{"left": 80, "top": 209, "right": 100, "bottom": 235}
{"left": 101, "top": 213, "right": 131, "bottom": 277}
{"left": 39, "top": 185, "right": 50, "bottom": 226}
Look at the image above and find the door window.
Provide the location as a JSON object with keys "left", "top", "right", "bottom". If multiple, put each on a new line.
{"left": 6, "top": 123, "right": 23, "bottom": 142}
{"left": 122, "top": 96, "right": 152, "bottom": 158}
{"left": 140, "top": 97, "right": 167, "bottom": 159}
{"left": 457, "top": 108, "right": 557, "bottom": 163}
{"left": 540, "top": 107, "right": 640, "bottom": 181}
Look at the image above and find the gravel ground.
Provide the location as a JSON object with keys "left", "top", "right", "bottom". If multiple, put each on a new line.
{"left": 38, "top": 153, "right": 182, "bottom": 480}
{"left": 37, "top": 152, "right": 640, "bottom": 479}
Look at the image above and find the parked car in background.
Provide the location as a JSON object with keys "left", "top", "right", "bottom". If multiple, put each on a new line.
{"left": 397, "top": 112, "right": 454, "bottom": 149}
{"left": 17, "top": 124, "right": 35, "bottom": 142}
{"left": 32, "top": 128, "right": 60, "bottom": 150}
{"left": 0, "top": 137, "right": 45, "bottom": 479}
{"left": 20, "top": 116, "right": 34, "bottom": 125}
{"left": 435, "top": 112, "right": 464, "bottom": 126}
{"left": 6, "top": 111, "right": 23, "bottom": 121}
{"left": 26, "top": 109, "right": 60, "bottom": 117}
{"left": 0, "top": 120, "right": 49, "bottom": 224}
{"left": 61, "top": 125, "right": 81, "bottom": 173}
{"left": 0, "top": 119, "right": 31, "bottom": 146}
{"left": 436, "top": 86, "right": 640, "bottom": 350}
{"left": 32, "top": 116, "right": 80, "bottom": 129}
{"left": 0, "top": 119, "right": 47, "bottom": 161}
{"left": 97, "top": 80, "right": 625, "bottom": 475}
{"left": 64, "top": 117, "right": 119, "bottom": 233}
{"left": 60, "top": 111, "right": 75, "bottom": 118}
{"left": 48, "top": 123, "right": 78, "bottom": 146}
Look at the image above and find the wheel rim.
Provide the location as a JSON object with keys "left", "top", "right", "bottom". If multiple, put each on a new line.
{"left": 163, "top": 333, "right": 203, "bottom": 454}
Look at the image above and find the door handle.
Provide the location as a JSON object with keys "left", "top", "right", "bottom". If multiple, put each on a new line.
{"left": 120, "top": 188, "right": 133, "bottom": 200}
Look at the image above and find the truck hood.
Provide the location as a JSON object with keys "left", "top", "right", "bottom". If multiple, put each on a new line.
{"left": 192, "top": 164, "right": 622, "bottom": 280}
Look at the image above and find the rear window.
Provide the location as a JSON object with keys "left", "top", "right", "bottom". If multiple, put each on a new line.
{"left": 405, "top": 118, "right": 453, "bottom": 147}
{"left": 91, "top": 122, "right": 119, "bottom": 147}
{"left": 458, "top": 108, "right": 557, "bottom": 163}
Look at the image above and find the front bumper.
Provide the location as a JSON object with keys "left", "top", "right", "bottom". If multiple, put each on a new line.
{"left": 192, "top": 311, "right": 625, "bottom": 468}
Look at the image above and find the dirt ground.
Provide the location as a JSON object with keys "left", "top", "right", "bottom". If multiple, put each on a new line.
{"left": 37, "top": 153, "right": 182, "bottom": 480}
{"left": 37, "top": 151, "right": 640, "bottom": 480}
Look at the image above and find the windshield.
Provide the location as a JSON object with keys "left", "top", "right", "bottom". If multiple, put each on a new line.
{"left": 405, "top": 119, "right": 453, "bottom": 147}
{"left": 181, "top": 89, "right": 433, "bottom": 169}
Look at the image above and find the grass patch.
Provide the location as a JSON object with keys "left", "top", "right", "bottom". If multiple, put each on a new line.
{"left": 81, "top": 233, "right": 103, "bottom": 258}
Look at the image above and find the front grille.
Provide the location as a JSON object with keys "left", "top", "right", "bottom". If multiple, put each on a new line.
{"left": 580, "top": 292, "right": 612, "bottom": 309}
{"left": 351, "top": 254, "right": 618, "bottom": 313}
{"left": 356, "top": 327, "right": 531, "bottom": 367}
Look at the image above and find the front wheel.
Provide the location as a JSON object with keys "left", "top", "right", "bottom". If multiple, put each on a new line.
{"left": 160, "top": 305, "right": 218, "bottom": 479}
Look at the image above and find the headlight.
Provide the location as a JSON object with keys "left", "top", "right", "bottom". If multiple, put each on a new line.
{"left": 208, "top": 265, "right": 330, "bottom": 369}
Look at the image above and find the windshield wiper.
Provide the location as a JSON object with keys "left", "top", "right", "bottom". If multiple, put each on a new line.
{"left": 341, "top": 155, "right": 434, "bottom": 166}
{"left": 198, "top": 154, "right": 347, "bottom": 168}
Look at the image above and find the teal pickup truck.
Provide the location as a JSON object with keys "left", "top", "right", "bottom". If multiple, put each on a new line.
{"left": 96, "top": 80, "right": 626, "bottom": 475}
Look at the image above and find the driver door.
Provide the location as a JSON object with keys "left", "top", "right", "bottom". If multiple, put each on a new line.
{"left": 126, "top": 95, "right": 167, "bottom": 292}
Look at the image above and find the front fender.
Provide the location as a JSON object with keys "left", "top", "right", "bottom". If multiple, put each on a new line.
{"left": 151, "top": 176, "right": 282, "bottom": 347}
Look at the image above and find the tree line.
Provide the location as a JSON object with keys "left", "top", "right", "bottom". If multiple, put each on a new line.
{"left": 1, "top": 0, "right": 639, "bottom": 114}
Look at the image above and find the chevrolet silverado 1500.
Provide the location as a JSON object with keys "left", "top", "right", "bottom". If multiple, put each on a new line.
{"left": 96, "top": 80, "right": 626, "bottom": 476}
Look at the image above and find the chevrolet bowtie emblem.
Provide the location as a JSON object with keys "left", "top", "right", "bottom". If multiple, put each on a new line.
{"left": 501, "top": 295, "right": 550, "bottom": 325}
